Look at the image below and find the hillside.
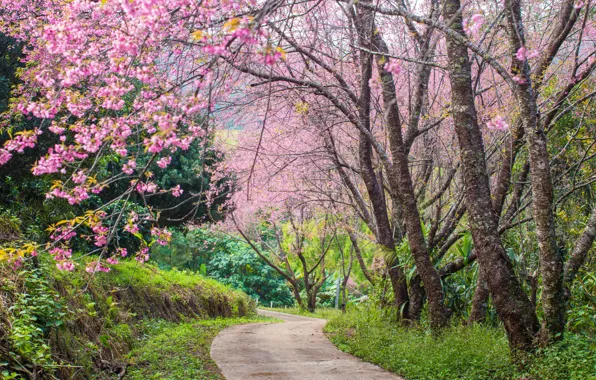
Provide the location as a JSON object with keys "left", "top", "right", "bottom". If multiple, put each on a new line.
{"left": 0, "top": 258, "right": 256, "bottom": 379}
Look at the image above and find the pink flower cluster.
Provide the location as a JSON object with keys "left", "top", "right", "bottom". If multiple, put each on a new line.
{"left": 135, "top": 247, "right": 150, "bottom": 263}
{"left": 486, "top": 116, "right": 510, "bottom": 131}
{"left": 50, "top": 247, "right": 75, "bottom": 271}
{"left": 464, "top": 14, "right": 484, "bottom": 37}
{"left": 157, "top": 156, "right": 172, "bottom": 168}
{"left": 151, "top": 227, "right": 172, "bottom": 246}
{"left": 171, "top": 185, "right": 184, "bottom": 197}
{"left": 384, "top": 58, "right": 402, "bottom": 75}
{"left": 136, "top": 181, "right": 158, "bottom": 194}
{"left": 515, "top": 47, "right": 540, "bottom": 61}
{"left": 86, "top": 261, "right": 111, "bottom": 273}
{"left": 0, "top": 0, "right": 275, "bottom": 271}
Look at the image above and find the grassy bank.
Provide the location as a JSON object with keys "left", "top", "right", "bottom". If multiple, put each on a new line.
{"left": 324, "top": 306, "right": 596, "bottom": 380}
{"left": 1, "top": 257, "right": 256, "bottom": 379}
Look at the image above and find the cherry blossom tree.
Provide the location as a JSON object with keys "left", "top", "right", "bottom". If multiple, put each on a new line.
{"left": 0, "top": 0, "right": 284, "bottom": 271}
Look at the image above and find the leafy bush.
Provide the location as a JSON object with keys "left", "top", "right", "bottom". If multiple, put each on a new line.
{"left": 264, "top": 306, "right": 343, "bottom": 320}
{"left": 1, "top": 261, "right": 66, "bottom": 378}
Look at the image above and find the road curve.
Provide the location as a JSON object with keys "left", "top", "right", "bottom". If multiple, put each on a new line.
{"left": 210, "top": 309, "right": 401, "bottom": 380}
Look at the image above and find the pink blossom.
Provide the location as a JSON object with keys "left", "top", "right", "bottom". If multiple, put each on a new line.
{"left": 124, "top": 223, "right": 140, "bottom": 234}
{"left": 49, "top": 247, "right": 73, "bottom": 261}
{"left": 0, "top": 149, "right": 12, "bottom": 165}
{"left": 57, "top": 261, "right": 75, "bottom": 271}
{"left": 135, "top": 247, "right": 150, "bottom": 263}
{"left": 86, "top": 262, "right": 111, "bottom": 273}
{"left": 12, "top": 257, "right": 24, "bottom": 270}
{"left": 146, "top": 182, "right": 158, "bottom": 193}
{"left": 123, "top": 159, "right": 137, "bottom": 175}
{"left": 157, "top": 156, "right": 172, "bottom": 168}
{"left": 512, "top": 74, "right": 527, "bottom": 84}
{"left": 464, "top": 14, "right": 484, "bottom": 37}
{"left": 72, "top": 170, "right": 87, "bottom": 184}
{"left": 151, "top": 227, "right": 172, "bottom": 245}
{"left": 486, "top": 116, "right": 510, "bottom": 131}
{"left": 516, "top": 47, "right": 540, "bottom": 61}
{"left": 384, "top": 58, "right": 401, "bottom": 75}
{"left": 171, "top": 185, "right": 183, "bottom": 197}
{"left": 203, "top": 45, "right": 227, "bottom": 55}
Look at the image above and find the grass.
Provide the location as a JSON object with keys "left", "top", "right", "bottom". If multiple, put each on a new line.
{"left": 55, "top": 258, "right": 249, "bottom": 301}
{"left": 126, "top": 316, "right": 274, "bottom": 380}
{"left": 262, "top": 306, "right": 344, "bottom": 320}
{"left": 324, "top": 305, "right": 596, "bottom": 380}
{"left": 53, "top": 258, "right": 255, "bottom": 320}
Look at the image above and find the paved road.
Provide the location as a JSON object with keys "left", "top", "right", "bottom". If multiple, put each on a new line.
{"left": 210, "top": 309, "right": 401, "bottom": 380}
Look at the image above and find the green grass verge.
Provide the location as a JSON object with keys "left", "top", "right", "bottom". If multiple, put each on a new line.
{"left": 324, "top": 306, "right": 596, "bottom": 380}
{"left": 261, "top": 306, "right": 343, "bottom": 320}
{"left": 126, "top": 316, "right": 274, "bottom": 380}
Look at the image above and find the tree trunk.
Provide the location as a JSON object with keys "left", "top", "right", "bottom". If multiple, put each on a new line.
{"left": 352, "top": 5, "right": 409, "bottom": 319}
{"left": 504, "top": 0, "right": 565, "bottom": 343}
{"left": 348, "top": 231, "right": 375, "bottom": 285}
{"left": 442, "top": 0, "right": 540, "bottom": 351}
{"left": 373, "top": 32, "right": 450, "bottom": 330}
{"left": 307, "top": 291, "right": 317, "bottom": 313}
{"left": 408, "top": 274, "right": 425, "bottom": 322}
{"left": 468, "top": 267, "right": 489, "bottom": 324}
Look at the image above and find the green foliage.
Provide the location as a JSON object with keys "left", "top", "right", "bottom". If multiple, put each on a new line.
{"left": 516, "top": 334, "right": 596, "bottom": 380}
{"left": 567, "top": 268, "right": 596, "bottom": 338}
{"left": 0, "top": 211, "right": 20, "bottom": 242}
{"left": 150, "top": 228, "right": 294, "bottom": 306}
{"left": 208, "top": 246, "right": 294, "bottom": 306}
{"left": 126, "top": 316, "right": 273, "bottom": 380}
{"left": 2, "top": 260, "right": 66, "bottom": 377}
{"left": 324, "top": 304, "right": 596, "bottom": 380}
{"left": 102, "top": 136, "right": 233, "bottom": 228}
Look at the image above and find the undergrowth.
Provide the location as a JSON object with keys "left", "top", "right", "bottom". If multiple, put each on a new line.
{"left": 324, "top": 305, "right": 596, "bottom": 380}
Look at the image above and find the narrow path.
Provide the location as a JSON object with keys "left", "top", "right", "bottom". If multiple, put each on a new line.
{"left": 210, "top": 309, "right": 401, "bottom": 380}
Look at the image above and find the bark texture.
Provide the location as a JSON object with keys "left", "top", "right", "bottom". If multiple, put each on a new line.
{"left": 505, "top": 0, "right": 565, "bottom": 342}
{"left": 372, "top": 32, "right": 450, "bottom": 329}
{"left": 353, "top": 5, "right": 410, "bottom": 317}
{"left": 442, "top": 0, "right": 540, "bottom": 350}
